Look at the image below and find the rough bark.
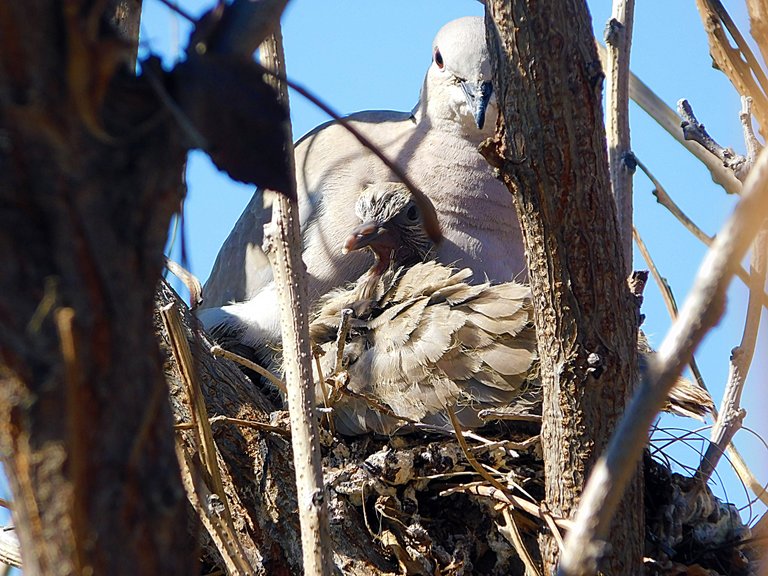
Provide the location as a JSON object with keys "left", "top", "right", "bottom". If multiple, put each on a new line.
{"left": 0, "top": 1, "right": 194, "bottom": 573}
{"left": 482, "top": 2, "right": 643, "bottom": 574}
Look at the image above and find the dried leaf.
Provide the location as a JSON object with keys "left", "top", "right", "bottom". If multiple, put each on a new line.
{"left": 172, "top": 54, "right": 291, "bottom": 193}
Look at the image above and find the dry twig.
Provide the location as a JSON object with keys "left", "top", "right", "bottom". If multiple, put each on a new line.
{"left": 697, "top": 225, "right": 768, "bottom": 482}
{"left": 440, "top": 483, "right": 574, "bottom": 532}
{"left": 175, "top": 415, "right": 290, "bottom": 438}
{"left": 210, "top": 344, "right": 286, "bottom": 394}
{"left": 176, "top": 444, "right": 258, "bottom": 575}
{"left": 694, "top": 0, "right": 768, "bottom": 133}
{"left": 596, "top": 44, "right": 742, "bottom": 194}
{"left": 161, "top": 304, "right": 233, "bottom": 525}
{"left": 679, "top": 99, "right": 753, "bottom": 182}
{"left": 499, "top": 507, "right": 541, "bottom": 576}
{"left": 633, "top": 227, "right": 709, "bottom": 394}
{"left": 636, "top": 157, "right": 768, "bottom": 309}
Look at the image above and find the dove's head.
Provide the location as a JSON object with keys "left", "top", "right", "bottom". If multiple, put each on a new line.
{"left": 343, "top": 183, "right": 434, "bottom": 277}
{"left": 419, "top": 16, "right": 496, "bottom": 137}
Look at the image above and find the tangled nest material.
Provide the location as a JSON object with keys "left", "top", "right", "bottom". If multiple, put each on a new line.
{"left": 313, "top": 417, "right": 753, "bottom": 575}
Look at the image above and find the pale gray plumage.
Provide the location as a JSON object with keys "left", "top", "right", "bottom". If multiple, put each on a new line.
{"left": 312, "top": 262, "right": 538, "bottom": 436}
{"left": 198, "top": 17, "right": 525, "bottom": 354}
{"left": 309, "top": 183, "right": 538, "bottom": 436}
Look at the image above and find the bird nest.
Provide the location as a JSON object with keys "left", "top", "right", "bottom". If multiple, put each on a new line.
{"left": 157, "top": 280, "right": 757, "bottom": 575}
{"left": 312, "top": 417, "right": 753, "bottom": 576}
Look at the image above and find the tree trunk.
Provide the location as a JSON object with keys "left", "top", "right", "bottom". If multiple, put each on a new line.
{"left": 0, "top": 1, "right": 194, "bottom": 573}
{"left": 482, "top": 2, "right": 643, "bottom": 573}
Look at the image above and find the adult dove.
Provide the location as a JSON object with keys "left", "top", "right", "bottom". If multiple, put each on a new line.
{"left": 198, "top": 16, "right": 525, "bottom": 351}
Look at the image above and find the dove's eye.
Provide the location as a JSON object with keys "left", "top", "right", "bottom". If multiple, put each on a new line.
{"left": 406, "top": 205, "right": 419, "bottom": 221}
{"left": 434, "top": 48, "right": 444, "bottom": 69}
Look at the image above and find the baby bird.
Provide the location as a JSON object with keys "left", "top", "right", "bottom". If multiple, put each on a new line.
{"left": 310, "top": 183, "right": 539, "bottom": 435}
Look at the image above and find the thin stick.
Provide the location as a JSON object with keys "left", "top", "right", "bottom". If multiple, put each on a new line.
{"left": 541, "top": 505, "right": 567, "bottom": 553}
{"left": 707, "top": 0, "right": 768, "bottom": 99}
{"left": 694, "top": 0, "right": 768, "bottom": 133}
{"left": 210, "top": 344, "right": 286, "bottom": 394}
{"left": 558, "top": 147, "right": 768, "bottom": 576}
{"left": 440, "top": 483, "right": 574, "bottom": 532}
{"left": 446, "top": 407, "right": 507, "bottom": 493}
{"left": 175, "top": 415, "right": 290, "bottom": 438}
{"left": 604, "top": 0, "right": 636, "bottom": 270}
{"left": 636, "top": 158, "right": 768, "bottom": 309}
{"left": 161, "top": 304, "right": 233, "bottom": 525}
{"left": 636, "top": 158, "right": 713, "bottom": 245}
{"left": 175, "top": 443, "right": 257, "bottom": 575}
{"left": 633, "top": 227, "right": 709, "bottom": 393}
{"left": 164, "top": 256, "right": 203, "bottom": 310}
{"left": 679, "top": 99, "right": 752, "bottom": 182}
{"left": 500, "top": 507, "right": 542, "bottom": 576}
{"left": 696, "top": 225, "right": 767, "bottom": 482}
{"left": 333, "top": 309, "right": 353, "bottom": 375}
{"left": 596, "top": 44, "right": 742, "bottom": 194}
{"left": 741, "top": 96, "right": 762, "bottom": 170}
{"left": 259, "top": 29, "right": 332, "bottom": 576}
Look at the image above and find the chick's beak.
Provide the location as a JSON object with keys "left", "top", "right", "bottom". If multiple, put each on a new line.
{"left": 460, "top": 80, "right": 493, "bottom": 129}
{"left": 342, "top": 221, "right": 389, "bottom": 254}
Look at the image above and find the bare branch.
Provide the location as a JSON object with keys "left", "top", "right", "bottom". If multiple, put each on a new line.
{"left": 499, "top": 507, "right": 542, "bottom": 576}
{"left": 439, "top": 483, "right": 574, "bottom": 532}
{"left": 694, "top": 0, "right": 768, "bottom": 134}
{"left": 164, "top": 257, "right": 203, "bottom": 310}
{"left": 633, "top": 227, "right": 710, "bottom": 395}
{"left": 604, "top": 0, "right": 636, "bottom": 271}
{"left": 636, "top": 157, "right": 768, "bottom": 308}
{"left": 636, "top": 158, "right": 714, "bottom": 245}
{"left": 696, "top": 225, "right": 767, "bottom": 482}
{"left": 635, "top": 217, "right": 768, "bottom": 505}
{"left": 161, "top": 304, "right": 234, "bottom": 525}
{"left": 259, "top": 28, "right": 333, "bottom": 576}
{"left": 559, "top": 147, "right": 768, "bottom": 576}
{"left": 741, "top": 96, "right": 762, "bottom": 170}
{"left": 747, "top": 0, "right": 768, "bottom": 71}
{"left": 596, "top": 44, "right": 742, "bottom": 194}
{"left": 707, "top": 0, "right": 768, "bottom": 98}
{"left": 175, "top": 443, "right": 259, "bottom": 575}
{"left": 210, "top": 344, "right": 287, "bottom": 394}
{"left": 334, "top": 309, "right": 353, "bottom": 375}
{"left": 679, "top": 99, "right": 752, "bottom": 182}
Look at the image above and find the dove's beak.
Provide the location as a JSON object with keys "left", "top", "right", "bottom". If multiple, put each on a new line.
{"left": 461, "top": 80, "right": 493, "bottom": 130}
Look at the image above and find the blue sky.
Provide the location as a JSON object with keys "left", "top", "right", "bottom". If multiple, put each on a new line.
{"left": 4, "top": 0, "right": 761, "bottom": 545}
{"left": 138, "top": 0, "right": 767, "bottom": 526}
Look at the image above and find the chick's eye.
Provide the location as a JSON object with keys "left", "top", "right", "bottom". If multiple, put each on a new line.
{"left": 434, "top": 48, "right": 444, "bottom": 69}
{"left": 406, "top": 205, "right": 419, "bottom": 221}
